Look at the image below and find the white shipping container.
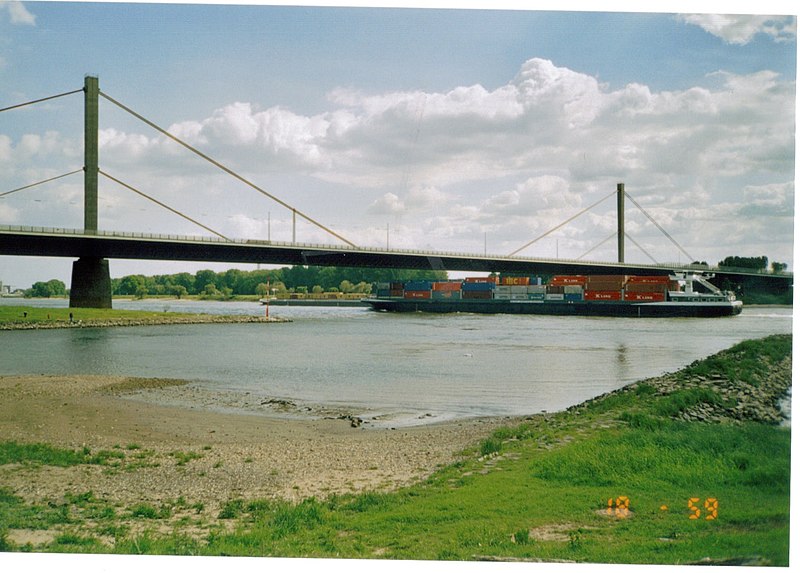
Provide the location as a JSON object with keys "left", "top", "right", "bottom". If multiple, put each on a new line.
{"left": 545, "top": 293, "right": 565, "bottom": 301}
{"left": 564, "top": 285, "right": 584, "bottom": 294}
{"left": 527, "top": 285, "right": 547, "bottom": 293}
{"left": 511, "top": 285, "right": 528, "bottom": 294}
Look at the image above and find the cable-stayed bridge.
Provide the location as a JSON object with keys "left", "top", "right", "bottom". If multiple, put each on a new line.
{"left": 1, "top": 77, "right": 791, "bottom": 307}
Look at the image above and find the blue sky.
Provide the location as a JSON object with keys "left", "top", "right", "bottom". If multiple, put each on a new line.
{"left": 0, "top": 1, "right": 796, "bottom": 288}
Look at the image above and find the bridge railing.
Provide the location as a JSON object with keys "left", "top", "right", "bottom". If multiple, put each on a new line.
{"left": 0, "top": 224, "right": 791, "bottom": 277}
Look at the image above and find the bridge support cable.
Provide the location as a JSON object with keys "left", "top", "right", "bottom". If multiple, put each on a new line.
{"left": 98, "top": 91, "right": 358, "bottom": 248}
{"left": 624, "top": 232, "right": 660, "bottom": 265}
{"left": 0, "top": 88, "right": 83, "bottom": 114}
{"left": 507, "top": 190, "right": 616, "bottom": 257}
{"left": 99, "top": 169, "right": 232, "bottom": 242}
{"left": 0, "top": 169, "right": 83, "bottom": 198}
{"left": 576, "top": 231, "right": 616, "bottom": 261}
{"left": 624, "top": 191, "right": 695, "bottom": 263}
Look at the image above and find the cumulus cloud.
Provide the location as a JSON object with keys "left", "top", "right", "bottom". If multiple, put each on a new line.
{"left": 1, "top": 1, "right": 36, "bottom": 25}
{"left": 679, "top": 14, "right": 796, "bottom": 44}
{"left": 3, "top": 56, "right": 793, "bottom": 266}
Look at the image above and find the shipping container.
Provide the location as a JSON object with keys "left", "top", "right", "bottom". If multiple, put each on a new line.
{"left": 404, "top": 290, "right": 431, "bottom": 299}
{"left": 549, "top": 275, "right": 587, "bottom": 286}
{"left": 432, "top": 281, "right": 462, "bottom": 291}
{"left": 546, "top": 285, "right": 566, "bottom": 294}
{"left": 545, "top": 293, "right": 565, "bottom": 301}
{"left": 584, "top": 290, "right": 622, "bottom": 301}
{"left": 389, "top": 289, "right": 404, "bottom": 298}
{"left": 501, "top": 276, "right": 530, "bottom": 286}
{"left": 494, "top": 293, "right": 512, "bottom": 300}
{"left": 462, "top": 281, "right": 496, "bottom": 292}
{"left": 510, "top": 285, "right": 528, "bottom": 294}
{"left": 432, "top": 290, "right": 462, "bottom": 300}
{"left": 464, "top": 276, "right": 499, "bottom": 283}
{"left": 564, "top": 292, "right": 583, "bottom": 302}
{"left": 462, "top": 290, "right": 493, "bottom": 299}
{"left": 623, "top": 291, "right": 666, "bottom": 302}
{"left": 404, "top": 280, "right": 432, "bottom": 291}
{"left": 376, "top": 282, "right": 391, "bottom": 290}
{"left": 627, "top": 275, "right": 670, "bottom": 284}
{"left": 527, "top": 285, "right": 547, "bottom": 294}
{"left": 527, "top": 293, "right": 546, "bottom": 301}
{"left": 376, "top": 289, "right": 391, "bottom": 298}
{"left": 625, "top": 282, "right": 668, "bottom": 294}
{"left": 511, "top": 294, "right": 528, "bottom": 300}
{"left": 563, "top": 285, "right": 583, "bottom": 294}
{"left": 390, "top": 282, "right": 404, "bottom": 291}
{"left": 495, "top": 285, "right": 513, "bottom": 295}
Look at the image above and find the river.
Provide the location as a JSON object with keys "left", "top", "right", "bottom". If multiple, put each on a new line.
{"left": 0, "top": 298, "right": 792, "bottom": 427}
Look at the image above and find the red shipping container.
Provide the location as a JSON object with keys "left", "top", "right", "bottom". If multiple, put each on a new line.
{"left": 464, "top": 276, "right": 498, "bottom": 284}
{"left": 584, "top": 290, "right": 622, "bottom": 301}
{"left": 549, "top": 275, "right": 587, "bottom": 286}
{"left": 432, "top": 281, "right": 462, "bottom": 291}
{"left": 404, "top": 290, "right": 431, "bottom": 299}
{"left": 627, "top": 275, "right": 670, "bottom": 284}
{"left": 389, "top": 289, "right": 404, "bottom": 297}
{"left": 462, "top": 290, "right": 493, "bottom": 299}
{"left": 624, "top": 292, "right": 666, "bottom": 302}
{"left": 625, "top": 282, "right": 667, "bottom": 294}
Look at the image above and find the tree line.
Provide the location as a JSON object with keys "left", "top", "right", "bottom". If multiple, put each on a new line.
{"left": 108, "top": 266, "right": 447, "bottom": 299}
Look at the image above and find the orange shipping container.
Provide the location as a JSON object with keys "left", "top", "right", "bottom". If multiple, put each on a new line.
{"left": 501, "top": 276, "right": 530, "bottom": 286}
{"left": 584, "top": 290, "right": 622, "bottom": 301}
{"left": 464, "top": 276, "right": 499, "bottom": 284}
{"left": 432, "top": 281, "right": 462, "bottom": 291}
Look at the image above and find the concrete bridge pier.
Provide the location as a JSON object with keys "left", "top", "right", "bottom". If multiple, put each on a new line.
{"left": 69, "top": 257, "right": 112, "bottom": 309}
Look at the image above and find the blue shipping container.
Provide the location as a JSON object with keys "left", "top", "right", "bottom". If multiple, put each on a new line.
{"left": 462, "top": 281, "right": 496, "bottom": 292}
{"left": 404, "top": 280, "right": 432, "bottom": 291}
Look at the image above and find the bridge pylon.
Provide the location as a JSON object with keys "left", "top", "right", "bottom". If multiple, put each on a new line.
{"left": 70, "top": 75, "right": 112, "bottom": 308}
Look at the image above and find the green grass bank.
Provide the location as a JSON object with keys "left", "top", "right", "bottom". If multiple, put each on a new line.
{"left": 0, "top": 334, "right": 792, "bottom": 565}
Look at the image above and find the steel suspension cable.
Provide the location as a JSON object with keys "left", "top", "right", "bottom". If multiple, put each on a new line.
{"left": 507, "top": 190, "right": 616, "bottom": 257}
{"left": 0, "top": 169, "right": 83, "bottom": 198}
{"left": 625, "top": 232, "right": 660, "bottom": 265}
{"left": 577, "top": 231, "right": 616, "bottom": 260}
{"left": 624, "top": 191, "right": 694, "bottom": 262}
{"left": 0, "top": 88, "right": 83, "bottom": 114}
{"left": 99, "top": 91, "right": 357, "bottom": 248}
{"left": 99, "top": 169, "right": 232, "bottom": 242}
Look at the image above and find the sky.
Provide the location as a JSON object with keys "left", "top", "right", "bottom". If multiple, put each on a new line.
{"left": 0, "top": 0, "right": 796, "bottom": 289}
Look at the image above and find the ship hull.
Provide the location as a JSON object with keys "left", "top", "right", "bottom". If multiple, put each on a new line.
{"left": 364, "top": 298, "right": 743, "bottom": 318}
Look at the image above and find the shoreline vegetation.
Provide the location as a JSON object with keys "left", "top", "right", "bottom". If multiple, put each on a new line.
{"left": 0, "top": 333, "right": 792, "bottom": 564}
{"left": 0, "top": 306, "right": 289, "bottom": 330}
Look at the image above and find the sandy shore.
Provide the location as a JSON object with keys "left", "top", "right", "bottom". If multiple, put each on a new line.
{"left": 0, "top": 374, "right": 513, "bottom": 512}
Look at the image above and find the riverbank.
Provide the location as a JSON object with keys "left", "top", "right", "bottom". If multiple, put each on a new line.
{"left": 0, "top": 334, "right": 792, "bottom": 564}
{"left": 0, "top": 305, "right": 289, "bottom": 329}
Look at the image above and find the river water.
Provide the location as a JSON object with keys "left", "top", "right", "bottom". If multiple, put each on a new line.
{"left": 0, "top": 299, "right": 792, "bottom": 427}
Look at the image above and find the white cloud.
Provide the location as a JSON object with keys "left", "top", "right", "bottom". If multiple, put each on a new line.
{"left": 2, "top": 56, "right": 793, "bottom": 268}
{"left": 679, "top": 14, "right": 796, "bottom": 45}
{"left": 2, "top": 1, "right": 36, "bottom": 26}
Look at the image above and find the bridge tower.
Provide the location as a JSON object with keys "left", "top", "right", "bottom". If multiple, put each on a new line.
{"left": 617, "top": 182, "right": 625, "bottom": 264}
{"left": 69, "top": 75, "right": 112, "bottom": 308}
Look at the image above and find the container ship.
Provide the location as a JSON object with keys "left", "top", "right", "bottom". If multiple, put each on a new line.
{"left": 364, "top": 273, "right": 743, "bottom": 318}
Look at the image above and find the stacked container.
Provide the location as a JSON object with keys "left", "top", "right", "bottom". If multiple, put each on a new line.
{"left": 624, "top": 276, "right": 669, "bottom": 302}
{"left": 432, "top": 281, "right": 462, "bottom": 300}
{"left": 462, "top": 279, "right": 495, "bottom": 299}
{"left": 403, "top": 279, "right": 432, "bottom": 299}
{"left": 584, "top": 275, "right": 626, "bottom": 301}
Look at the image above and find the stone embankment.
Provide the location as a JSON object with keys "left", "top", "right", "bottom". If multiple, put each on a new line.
{"left": 571, "top": 336, "right": 792, "bottom": 425}
{"left": 0, "top": 315, "right": 290, "bottom": 330}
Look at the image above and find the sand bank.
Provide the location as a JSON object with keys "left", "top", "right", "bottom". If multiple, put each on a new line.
{"left": 0, "top": 374, "right": 512, "bottom": 511}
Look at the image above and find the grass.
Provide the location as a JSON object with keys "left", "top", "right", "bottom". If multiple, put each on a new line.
{"left": 0, "top": 305, "right": 202, "bottom": 325}
{"left": 0, "top": 334, "right": 791, "bottom": 565}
